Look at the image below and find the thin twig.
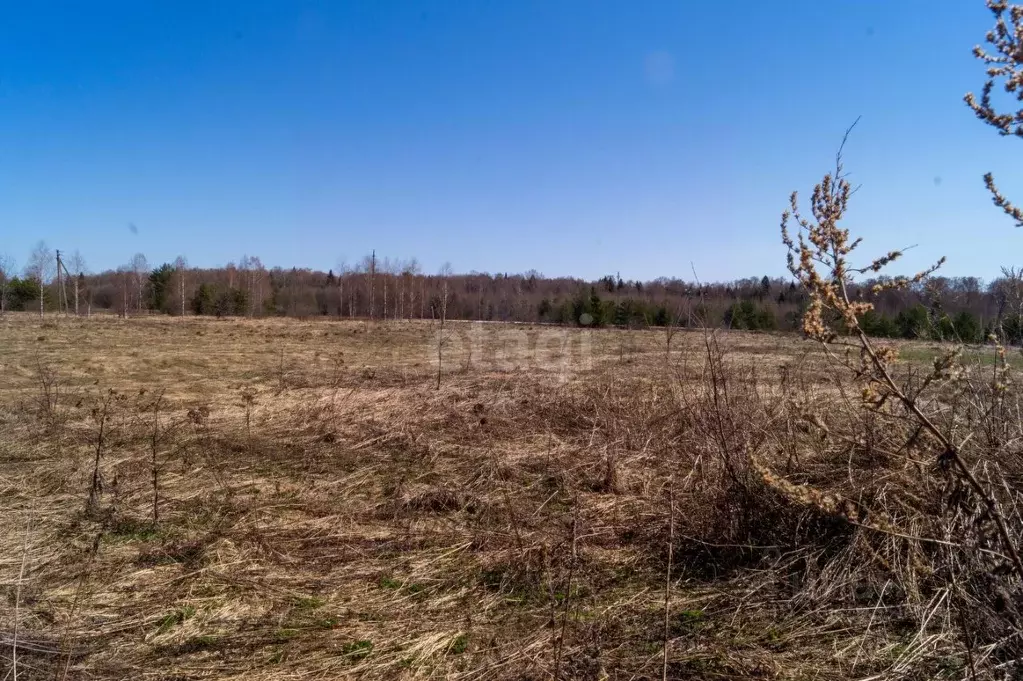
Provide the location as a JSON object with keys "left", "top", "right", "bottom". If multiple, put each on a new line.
{"left": 57, "top": 532, "right": 102, "bottom": 681}
{"left": 11, "top": 517, "right": 30, "bottom": 681}
{"left": 553, "top": 501, "right": 579, "bottom": 681}
{"left": 662, "top": 482, "right": 675, "bottom": 681}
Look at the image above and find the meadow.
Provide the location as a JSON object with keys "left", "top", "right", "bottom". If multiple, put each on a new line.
{"left": 0, "top": 313, "right": 1018, "bottom": 680}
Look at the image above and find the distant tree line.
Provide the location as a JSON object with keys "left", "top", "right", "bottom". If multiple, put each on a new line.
{"left": 1, "top": 243, "right": 1022, "bottom": 344}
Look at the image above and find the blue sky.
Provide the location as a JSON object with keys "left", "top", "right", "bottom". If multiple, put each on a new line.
{"left": 0, "top": 1, "right": 1018, "bottom": 282}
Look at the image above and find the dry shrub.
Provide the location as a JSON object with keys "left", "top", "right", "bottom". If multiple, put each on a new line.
{"left": 8, "top": 235, "right": 1023, "bottom": 679}
{"left": 765, "top": 121, "right": 1023, "bottom": 673}
{"left": 0, "top": 314, "right": 1001, "bottom": 680}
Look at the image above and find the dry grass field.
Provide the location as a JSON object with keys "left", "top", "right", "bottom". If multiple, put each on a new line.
{"left": 0, "top": 313, "right": 1019, "bottom": 680}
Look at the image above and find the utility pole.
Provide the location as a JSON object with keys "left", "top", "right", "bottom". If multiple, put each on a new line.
{"left": 54, "top": 250, "right": 72, "bottom": 316}
{"left": 56, "top": 250, "right": 63, "bottom": 315}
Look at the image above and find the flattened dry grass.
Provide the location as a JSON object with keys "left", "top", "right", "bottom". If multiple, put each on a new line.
{"left": 0, "top": 313, "right": 999, "bottom": 679}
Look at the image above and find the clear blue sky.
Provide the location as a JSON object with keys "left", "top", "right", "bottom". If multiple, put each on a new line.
{"left": 0, "top": 1, "right": 1017, "bottom": 282}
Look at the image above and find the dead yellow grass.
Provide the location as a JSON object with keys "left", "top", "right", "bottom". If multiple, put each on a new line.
{"left": 0, "top": 313, "right": 994, "bottom": 679}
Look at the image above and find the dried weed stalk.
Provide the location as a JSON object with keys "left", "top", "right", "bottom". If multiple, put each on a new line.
{"left": 86, "top": 391, "right": 115, "bottom": 516}
{"left": 966, "top": 0, "right": 1023, "bottom": 225}
{"left": 149, "top": 389, "right": 166, "bottom": 524}
{"left": 780, "top": 121, "right": 1023, "bottom": 577}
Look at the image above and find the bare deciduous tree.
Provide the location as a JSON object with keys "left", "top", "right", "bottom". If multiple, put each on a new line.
{"left": 966, "top": 0, "right": 1023, "bottom": 225}
{"left": 247, "top": 256, "right": 264, "bottom": 316}
{"left": 238, "top": 256, "right": 250, "bottom": 299}
{"left": 347, "top": 261, "right": 360, "bottom": 319}
{"left": 336, "top": 258, "right": 348, "bottom": 319}
{"left": 239, "top": 255, "right": 264, "bottom": 316}
{"left": 403, "top": 258, "right": 421, "bottom": 322}
{"left": 380, "top": 256, "right": 394, "bottom": 321}
{"left": 174, "top": 256, "right": 188, "bottom": 316}
{"left": 364, "top": 251, "right": 377, "bottom": 319}
{"left": 130, "top": 253, "right": 148, "bottom": 313}
{"left": 118, "top": 264, "right": 131, "bottom": 318}
{"left": 25, "top": 241, "right": 54, "bottom": 317}
{"left": 67, "top": 250, "right": 87, "bottom": 316}
{"left": 0, "top": 253, "right": 14, "bottom": 315}
{"left": 436, "top": 262, "right": 452, "bottom": 389}
{"left": 992, "top": 265, "right": 1023, "bottom": 330}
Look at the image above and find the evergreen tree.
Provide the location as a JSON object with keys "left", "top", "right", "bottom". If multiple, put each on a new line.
{"left": 587, "top": 287, "right": 605, "bottom": 326}
{"left": 896, "top": 304, "right": 930, "bottom": 339}
{"left": 192, "top": 283, "right": 217, "bottom": 315}
{"left": 537, "top": 298, "right": 553, "bottom": 321}
{"left": 5, "top": 277, "right": 41, "bottom": 311}
{"left": 1002, "top": 314, "right": 1023, "bottom": 345}
{"left": 860, "top": 309, "right": 899, "bottom": 338}
{"left": 652, "top": 306, "right": 667, "bottom": 327}
{"left": 754, "top": 305, "right": 777, "bottom": 330}
{"left": 149, "top": 263, "right": 175, "bottom": 313}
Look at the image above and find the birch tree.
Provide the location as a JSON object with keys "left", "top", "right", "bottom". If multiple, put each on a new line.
{"left": 0, "top": 253, "right": 14, "bottom": 314}
{"left": 174, "top": 256, "right": 188, "bottom": 316}
{"left": 239, "top": 255, "right": 264, "bottom": 316}
{"left": 404, "top": 258, "right": 421, "bottom": 321}
{"left": 26, "top": 241, "right": 54, "bottom": 317}
{"left": 118, "top": 264, "right": 131, "bottom": 318}
{"left": 363, "top": 252, "right": 377, "bottom": 319}
{"left": 247, "top": 256, "right": 264, "bottom": 316}
{"left": 131, "top": 253, "right": 148, "bottom": 313}
{"left": 381, "top": 256, "right": 392, "bottom": 320}
{"left": 67, "top": 250, "right": 87, "bottom": 316}
{"left": 436, "top": 262, "right": 453, "bottom": 389}
{"left": 349, "top": 262, "right": 360, "bottom": 318}
{"left": 336, "top": 258, "right": 348, "bottom": 318}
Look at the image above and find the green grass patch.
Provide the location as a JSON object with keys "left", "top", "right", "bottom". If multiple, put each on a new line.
{"left": 379, "top": 576, "right": 402, "bottom": 590}
{"left": 317, "top": 616, "right": 341, "bottom": 629}
{"left": 447, "top": 633, "right": 469, "bottom": 655}
{"left": 291, "top": 595, "right": 326, "bottom": 610}
{"left": 156, "top": 606, "right": 196, "bottom": 635}
{"left": 897, "top": 345, "right": 1023, "bottom": 369}
{"left": 342, "top": 639, "right": 374, "bottom": 661}
{"left": 674, "top": 609, "right": 706, "bottom": 633}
